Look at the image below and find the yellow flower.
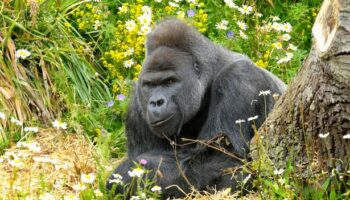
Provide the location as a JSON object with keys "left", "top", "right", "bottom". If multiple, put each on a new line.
{"left": 118, "top": 4, "right": 129, "bottom": 13}
{"left": 94, "top": 189, "right": 103, "bottom": 197}
{"left": 95, "top": 128, "right": 101, "bottom": 136}
{"left": 272, "top": 42, "right": 283, "bottom": 50}
{"left": 64, "top": 194, "right": 79, "bottom": 200}
{"left": 255, "top": 60, "right": 267, "bottom": 68}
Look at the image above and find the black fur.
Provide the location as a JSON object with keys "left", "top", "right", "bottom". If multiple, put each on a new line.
{"left": 107, "top": 19, "right": 286, "bottom": 198}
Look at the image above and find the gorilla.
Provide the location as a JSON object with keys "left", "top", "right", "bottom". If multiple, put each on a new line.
{"left": 107, "top": 19, "right": 286, "bottom": 198}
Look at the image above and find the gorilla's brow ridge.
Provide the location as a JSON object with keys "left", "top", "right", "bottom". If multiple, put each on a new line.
{"left": 144, "top": 46, "right": 193, "bottom": 72}
{"left": 141, "top": 72, "right": 178, "bottom": 84}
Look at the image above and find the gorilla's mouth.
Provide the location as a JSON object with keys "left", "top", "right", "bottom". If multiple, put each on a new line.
{"left": 150, "top": 113, "right": 176, "bottom": 127}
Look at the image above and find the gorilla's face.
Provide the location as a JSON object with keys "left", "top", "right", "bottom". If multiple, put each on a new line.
{"left": 138, "top": 47, "right": 204, "bottom": 138}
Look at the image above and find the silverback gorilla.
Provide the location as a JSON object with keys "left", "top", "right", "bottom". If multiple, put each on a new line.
{"left": 107, "top": 19, "right": 286, "bottom": 198}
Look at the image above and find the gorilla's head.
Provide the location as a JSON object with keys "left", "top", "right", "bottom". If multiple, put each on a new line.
{"left": 137, "top": 46, "right": 204, "bottom": 138}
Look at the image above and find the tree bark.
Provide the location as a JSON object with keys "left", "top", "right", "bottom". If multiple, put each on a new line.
{"left": 251, "top": 0, "right": 350, "bottom": 175}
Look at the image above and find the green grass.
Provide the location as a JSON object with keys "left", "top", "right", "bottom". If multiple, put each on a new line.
{"left": 0, "top": 0, "right": 113, "bottom": 149}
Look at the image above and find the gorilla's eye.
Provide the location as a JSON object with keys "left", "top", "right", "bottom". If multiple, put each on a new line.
{"left": 163, "top": 78, "right": 177, "bottom": 85}
{"left": 142, "top": 81, "right": 155, "bottom": 87}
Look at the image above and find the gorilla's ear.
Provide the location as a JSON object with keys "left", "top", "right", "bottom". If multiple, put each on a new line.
{"left": 193, "top": 62, "right": 201, "bottom": 79}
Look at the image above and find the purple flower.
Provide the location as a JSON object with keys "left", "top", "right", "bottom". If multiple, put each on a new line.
{"left": 140, "top": 159, "right": 147, "bottom": 166}
{"left": 227, "top": 31, "right": 234, "bottom": 38}
{"left": 187, "top": 9, "right": 195, "bottom": 17}
{"left": 117, "top": 94, "right": 126, "bottom": 101}
{"left": 107, "top": 100, "right": 115, "bottom": 107}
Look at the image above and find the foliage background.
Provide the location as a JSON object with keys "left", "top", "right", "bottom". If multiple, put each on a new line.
{"left": 2, "top": 0, "right": 348, "bottom": 200}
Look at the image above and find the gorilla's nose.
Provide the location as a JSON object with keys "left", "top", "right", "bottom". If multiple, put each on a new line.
{"left": 148, "top": 95, "right": 168, "bottom": 121}
{"left": 149, "top": 95, "right": 166, "bottom": 108}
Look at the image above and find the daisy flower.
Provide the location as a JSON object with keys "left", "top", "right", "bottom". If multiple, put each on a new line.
{"left": 239, "top": 5, "right": 253, "bottom": 15}
{"left": 15, "top": 49, "right": 31, "bottom": 59}
{"left": 81, "top": 173, "right": 95, "bottom": 184}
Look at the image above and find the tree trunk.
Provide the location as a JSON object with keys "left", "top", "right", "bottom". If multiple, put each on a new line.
{"left": 251, "top": 0, "right": 350, "bottom": 175}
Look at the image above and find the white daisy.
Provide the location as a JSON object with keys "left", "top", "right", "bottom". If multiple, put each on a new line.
{"left": 239, "top": 5, "right": 253, "bottom": 15}
{"left": 270, "top": 16, "right": 280, "bottom": 21}
{"left": 282, "top": 34, "right": 291, "bottom": 41}
{"left": 64, "top": 194, "right": 79, "bottom": 200}
{"left": 52, "top": 119, "right": 67, "bottom": 130}
{"left": 93, "top": 20, "right": 102, "bottom": 30}
{"left": 343, "top": 134, "right": 350, "bottom": 139}
{"left": 235, "top": 119, "right": 245, "bottom": 124}
{"left": 0, "top": 112, "right": 5, "bottom": 120}
{"left": 288, "top": 44, "right": 297, "bottom": 51}
{"left": 223, "top": 0, "right": 237, "bottom": 9}
{"left": 81, "top": 173, "right": 95, "bottom": 184}
{"left": 24, "top": 127, "right": 39, "bottom": 133}
{"left": 151, "top": 185, "right": 162, "bottom": 192}
{"left": 125, "top": 20, "right": 136, "bottom": 31}
{"left": 15, "top": 49, "right": 31, "bottom": 59}
{"left": 286, "top": 52, "right": 294, "bottom": 59}
{"left": 141, "top": 6, "right": 152, "bottom": 15}
{"left": 10, "top": 117, "right": 23, "bottom": 126}
{"left": 138, "top": 14, "right": 152, "bottom": 26}
{"left": 273, "top": 168, "right": 284, "bottom": 175}
{"left": 139, "top": 25, "right": 152, "bottom": 35}
{"left": 27, "top": 142, "right": 41, "bottom": 152}
{"left": 272, "top": 22, "right": 282, "bottom": 31}
{"left": 124, "top": 59, "right": 135, "bottom": 68}
{"left": 215, "top": 20, "right": 229, "bottom": 30}
{"left": 239, "top": 30, "right": 248, "bottom": 39}
{"left": 273, "top": 42, "right": 283, "bottom": 50}
{"left": 124, "top": 48, "right": 134, "bottom": 57}
{"left": 94, "top": 189, "right": 103, "bottom": 197}
{"left": 318, "top": 132, "right": 330, "bottom": 138}
{"left": 254, "top": 12, "right": 263, "bottom": 18}
{"left": 237, "top": 21, "right": 247, "bottom": 30}
{"left": 128, "top": 168, "right": 145, "bottom": 178}
{"left": 169, "top": 2, "right": 179, "bottom": 7}
{"left": 281, "top": 22, "right": 292, "bottom": 33}
{"left": 72, "top": 183, "right": 86, "bottom": 191}
{"left": 259, "top": 90, "right": 271, "bottom": 96}
{"left": 39, "top": 193, "right": 55, "bottom": 200}
{"left": 248, "top": 115, "right": 258, "bottom": 121}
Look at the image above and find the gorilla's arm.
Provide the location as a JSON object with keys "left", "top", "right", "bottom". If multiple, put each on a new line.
{"left": 195, "top": 59, "right": 284, "bottom": 157}
{"left": 107, "top": 151, "right": 191, "bottom": 198}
